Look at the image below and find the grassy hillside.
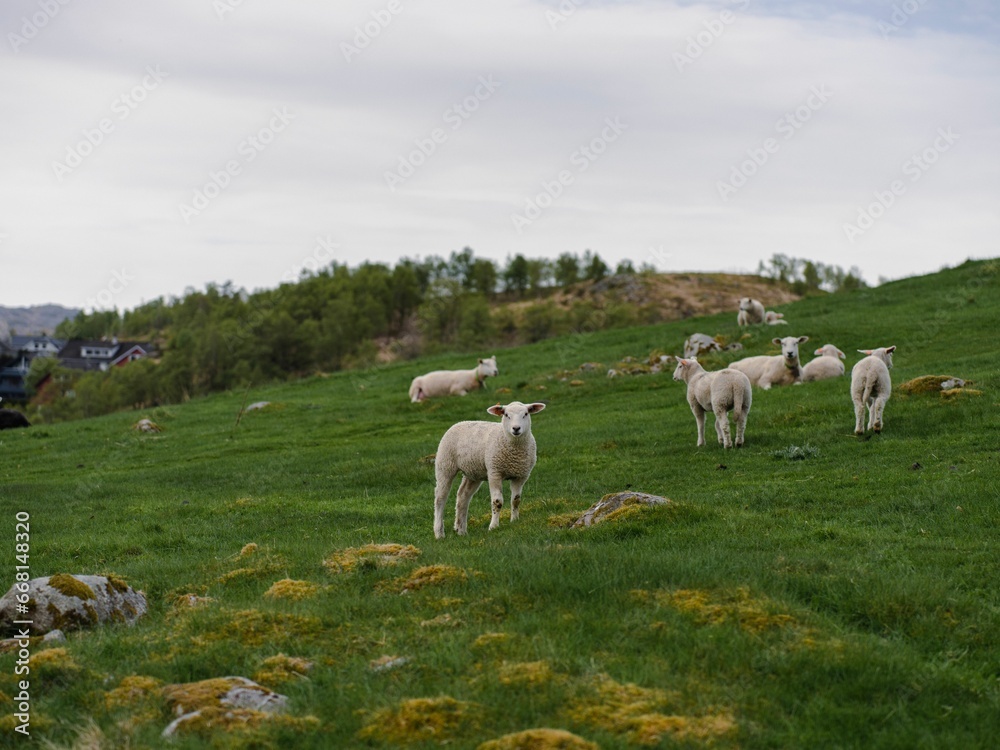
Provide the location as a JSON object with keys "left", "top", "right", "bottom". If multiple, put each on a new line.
{"left": 0, "top": 259, "right": 997, "bottom": 748}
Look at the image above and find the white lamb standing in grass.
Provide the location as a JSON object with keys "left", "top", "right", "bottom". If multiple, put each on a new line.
{"left": 433, "top": 401, "right": 546, "bottom": 539}
{"left": 737, "top": 297, "right": 766, "bottom": 326}
{"left": 764, "top": 311, "right": 788, "bottom": 325}
{"left": 672, "top": 358, "right": 752, "bottom": 448}
{"left": 729, "top": 336, "right": 809, "bottom": 390}
{"left": 800, "top": 344, "right": 846, "bottom": 383}
{"left": 851, "top": 346, "right": 895, "bottom": 435}
{"left": 409, "top": 356, "right": 498, "bottom": 403}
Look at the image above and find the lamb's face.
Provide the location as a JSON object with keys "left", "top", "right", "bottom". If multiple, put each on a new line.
{"left": 672, "top": 358, "right": 692, "bottom": 382}
{"left": 774, "top": 336, "right": 809, "bottom": 365}
{"left": 478, "top": 356, "right": 499, "bottom": 377}
{"left": 738, "top": 297, "right": 754, "bottom": 312}
{"left": 487, "top": 401, "right": 546, "bottom": 438}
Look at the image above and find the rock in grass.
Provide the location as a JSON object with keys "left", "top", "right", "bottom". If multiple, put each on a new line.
{"left": 161, "top": 676, "right": 291, "bottom": 738}
{"left": 571, "top": 492, "right": 671, "bottom": 528}
{"left": 0, "top": 574, "right": 147, "bottom": 636}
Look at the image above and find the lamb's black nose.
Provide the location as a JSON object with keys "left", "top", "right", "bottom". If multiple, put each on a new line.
{"left": 511, "top": 426, "right": 521, "bottom": 435}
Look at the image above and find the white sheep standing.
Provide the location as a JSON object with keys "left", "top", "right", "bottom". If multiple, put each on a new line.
{"left": 672, "top": 358, "right": 752, "bottom": 448}
{"left": 729, "top": 336, "right": 809, "bottom": 389}
{"left": 433, "top": 401, "right": 546, "bottom": 539}
{"left": 851, "top": 346, "right": 895, "bottom": 435}
{"left": 764, "top": 311, "right": 788, "bottom": 325}
{"left": 737, "top": 298, "right": 766, "bottom": 326}
{"left": 409, "top": 356, "right": 498, "bottom": 403}
{"left": 800, "top": 344, "right": 846, "bottom": 383}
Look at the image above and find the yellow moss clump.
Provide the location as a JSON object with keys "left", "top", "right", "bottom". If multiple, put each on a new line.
{"left": 171, "top": 593, "right": 216, "bottom": 611}
{"left": 662, "top": 587, "right": 797, "bottom": 634}
{"left": 219, "top": 610, "right": 323, "bottom": 647}
{"left": 498, "top": 661, "right": 557, "bottom": 688}
{"left": 565, "top": 674, "right": 736, "bottom": 747}
{"left": 477, "top": 728, "right": 598, "bottom": 750}
{"left": 29, "top": 647, "right": 80, "bottom": 679}
{"left": 420, "top": 613, "right": 461, "bottom": 628}
{"left": 47, "top": 573, "right": 96, "bottom": 600}
{"left": 898, "top": 375, "right": 960, "bottom": 395}
{"left": 239, "top": 542, "right": 259, "bottom": 557}
{"left": 252, "top": 654, "right": 314, "bottom": 688}
{"left": 356, "top": 696, "right": 482, "bottom": 744}
{"left": 218, "top": 560, "right": 284, "bottom": 584}
{"left": 105, "top": 675, "right": 163, "bottom": 710}
{"left": 263, "top": 579, "right": 320, "bottom": 601}
{"left": 473, "top": 632, "right": 510, "bottom": 650}
{"left": 322, "top": 543, "right": 421, "bottom": 574}
{"left": 0, "top": 713, "right": 52, "bottom": 733}
{"left": 378, "top": 564, "right": 469, "bottom": 594}
{"left": 942, "top": 388, "right": 982, "bottom": 401}
{"left": 104, "top": 574, "right": 131, "bottom": 594}
{"left": 168, "top": 707, "right": 321, "bottom": 737}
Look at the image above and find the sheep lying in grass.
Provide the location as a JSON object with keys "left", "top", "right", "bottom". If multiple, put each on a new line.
{"left": 433, "top": 401, "right": 546, "bottom": 539}
{"left": 729, "top": 336, "right": 809, "bottom": 390}
{"left": 801, "top": 344, "right": 846, "bottom": 382}
{"left": 673, "top": 358, "right": 752, "bottom": 448}
{"left": 764, "top": 311, "right": 788, "bottom": 325}
{"left": 851, "top": 346, "right": 895, "bottom": 435}
{"left": 683, "top": 333, "right": 722, "bottom": 359}
{"left": 409, "top": 356, "right": 498, "bottom": 403}
{"left": 737, "top": 298, "right": 766, "bottom": 326}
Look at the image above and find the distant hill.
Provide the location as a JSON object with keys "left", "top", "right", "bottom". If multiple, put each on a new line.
{"left": 0, "top": 304, "right": 79, "bottom": 337}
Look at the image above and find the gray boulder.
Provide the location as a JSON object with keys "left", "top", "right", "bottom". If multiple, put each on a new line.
{"left": 0, "top": 574, "right": 147, "bottom": 636}
{"left": 571, "top": 491, "right": 671, "bottom": 528}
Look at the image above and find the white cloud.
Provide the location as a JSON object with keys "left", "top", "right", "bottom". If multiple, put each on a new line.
{"left": 0, "top": 0, "right": 997, "bottom": 309}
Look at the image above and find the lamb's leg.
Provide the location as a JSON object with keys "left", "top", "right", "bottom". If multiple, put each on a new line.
{"left": 734, "top": 408, "right": 746, "bottom": 448}
{"left": 692, "top": 405, "right": 707, "bottom": 447}
{"left": 866, "top": 396, "right": 877, "bottom": 432}
{"left": 453, "top": 476, "right": 482, "bottom": 535}
{"left": 872, "top": 397, "right": 885, "bottom": 433}
{"left": 714, "top": 406, "right": 732, "bottom": 448}
{"left": 487, "top": 473, "right": 505, "bottom": 531}
{"left": 509, "top": 476, "right": 527, "bottom": 523}
{"left": 853, "top": 397, "right": 865, "bottom": 435}
{"left": 434, "top": 469, "right": 457, "bottom": 539}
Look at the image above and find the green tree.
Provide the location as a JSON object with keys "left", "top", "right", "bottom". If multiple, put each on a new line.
{"left": 554, "top": 252, "right": 580, "bottom": 287}
{"left": 503, "top": 254, "right": 530, "bottom": 296}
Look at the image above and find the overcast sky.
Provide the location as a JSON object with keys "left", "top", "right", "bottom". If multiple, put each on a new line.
{"left": 1, "top": 0, "right": 998, "bottom": 312}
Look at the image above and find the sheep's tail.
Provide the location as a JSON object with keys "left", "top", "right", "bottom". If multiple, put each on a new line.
{"left": 861, "top": 376, "right": 876, "bottom": 405}
{"left": 408, "top": 378, "right": 421, "bottom": 402}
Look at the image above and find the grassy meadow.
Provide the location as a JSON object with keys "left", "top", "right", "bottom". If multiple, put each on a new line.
{"left": 0, "top": 259, "right": 998, "bottom": 748}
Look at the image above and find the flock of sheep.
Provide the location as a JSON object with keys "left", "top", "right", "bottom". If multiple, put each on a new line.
{"left": 410, "top": 297, "right": 896, "bottom": 539}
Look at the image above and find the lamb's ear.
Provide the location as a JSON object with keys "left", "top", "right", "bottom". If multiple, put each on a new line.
{"left": 837, "top": 349, "right": 846, "bottom": 359}
{"left": 797, "top": 335, "right": 809, "bottom": 344}
{"left": 857, "top": 349, "right": 872, "bottom": 355}
{"left": 487, "top": 404, "right": 505, "bottom": 417}
{"left": 772, "top": 338, "right": 782, "bottom": 346}
{"left": 885, "top": 345, "right": 896, "bottom": 354}
{"left": 478, "top": 358, "right": 484, "bottom": 364}
{"left": 813, "top": 348, "right": 823, "bottom": 356}
{"left": 526, "top": 402, "right": 546, "bottom": 414}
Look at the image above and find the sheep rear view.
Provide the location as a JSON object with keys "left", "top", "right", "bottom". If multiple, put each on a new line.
{"left": 851, "top": 346, "right": 895, "bottom": 435}
{"left": 673, "top": 358, "right": 752, "bottom": 448}
{"left": 433, "top": 401, "right": 546, "bottom": 539}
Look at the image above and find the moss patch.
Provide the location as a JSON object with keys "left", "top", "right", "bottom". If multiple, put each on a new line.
{"left": 105, "top": 675, "right": 163, "bottom": 710}
{"left": 252, "top": 654, "right": 314, "bottom": 688}
{"left": 104, "top": 574, "right": 131, "bottom": 594}
{"left": 378, "top": 564, "right": 470, "bottom": 594}
{"left": 168, "top": 707, "right": 321, "bottom": 738}
{"left": 218, "top": 609, "right": 323, "bottom": 647}
{"left": 478, "top": 728, "right": 599, "bottom": 750}
{"left": 473, "top": 632, "right": 510, "bottom": 650}
{"left": 239, "top": 542, "right": 259, "bottom": 557}
{"left": 565, "top": 674, "right": 736, "bottom": 747}
{"left": 357, "top": 696, "right": 482, "bottom": 744}
{"left": 643, "top": 587, "right": 799, "bottom": 634}
{"left": 498, "top": 660, "right": 558, "bottom": 688}
{"left": 47, "top": 573, "right": 96, "bottom": 600}
{"left": 29, "top": 647, "right": 80, "bottom": 679}
{"left": 323, "top": 543, "right": 421, "bottom": 574}
{"left": 263, "top": 579, "right": 320, "bottom": 601}
{"left": 898, "top": 375, "right": 962, "bottom": 395}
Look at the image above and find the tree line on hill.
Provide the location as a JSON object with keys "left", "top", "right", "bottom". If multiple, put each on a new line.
{"left": 26, "top": 251, "right": 864, "bottom": 422}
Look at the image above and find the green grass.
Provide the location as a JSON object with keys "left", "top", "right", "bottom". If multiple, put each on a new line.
{"left": 1, "top": 259, "right": 998, "bottom": 748}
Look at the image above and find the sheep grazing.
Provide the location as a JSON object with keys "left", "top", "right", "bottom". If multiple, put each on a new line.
{"left": 433, "top": 401, "right": 546, "bottom": 539}
{"left": 737, "top": 298, "right": 766, "bottom": 326}
{"left": 672, "top": 358, "right": 752, "bottom": 448}
{"left": 683, "top": 333, "right": 722, "bottom": 359}
{"left": 764, "top": 311, "right": 788, "bottom": 325}
{"left": 729, "top": 336, "right": 809, "bottom": 390}
{"left": 851, "top": 346, "right": 895, "bottom": 435}
{"left": 801, "top": 344, "right": 846, "bottom": 383}
{"left": 0, "top": 409, "right": 30, "bottom": 430}
{"left": 409, "top": 356, "right": 499, "bottom": 403}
